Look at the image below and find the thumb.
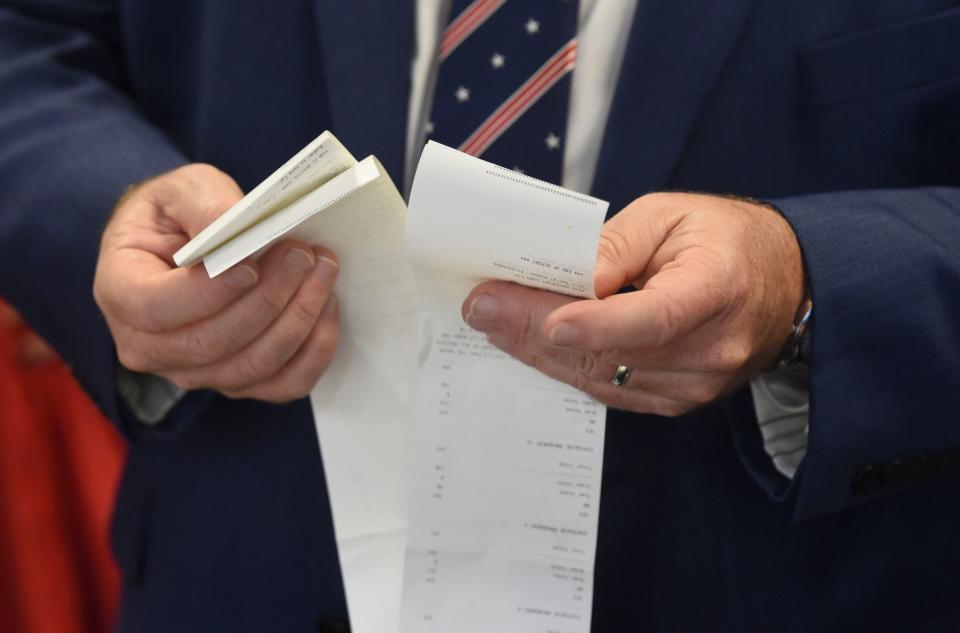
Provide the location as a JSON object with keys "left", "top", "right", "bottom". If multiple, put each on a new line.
{"left": 147, "top": 163, "right": 246, "bottom": 239}
{"left": 549, "top": 249, "right": 725, "bottom": 351}
{"left": 592, "top": 196, "right": 671, "bottom": 298}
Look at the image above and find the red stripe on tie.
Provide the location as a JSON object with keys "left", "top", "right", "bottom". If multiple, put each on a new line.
{"left": 460, "top": 39, "right": 577, "bottom": 157}
{"left": 465, "top": 49, "right": 575, "bottom": 154}
{"left": 439, "top": 0, "right": 506, "bottom": 61}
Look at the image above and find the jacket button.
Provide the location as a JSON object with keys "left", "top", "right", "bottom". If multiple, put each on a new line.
{"left": 883, "top": 458, "right": 908, "bottom": 488}
{"left": 851, "top": 464, "right": 882, "bottom": 496}
{"left": 316, "top": 617, "right": 350, "bottom": 633}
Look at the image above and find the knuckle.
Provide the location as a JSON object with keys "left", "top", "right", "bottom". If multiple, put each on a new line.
{"left": 575, "top": 352, "right": 596, "bottom": 378}
{"left": 653, "top": 399, "right": 689, "bottom": 418}
{"left": 596, "top": 228, "right": 631, "bottom": 270}
{"left": 92, "top": 278, "right": 108, "bottom": 312}
{"left": 257, "top": 285, "right": 290, "bottom": 316}
{"left": 284, "top": 376, "right": 315, "bottom": 401}
{"left": 313, "top": 325, "right": 340, "bottom": 359}
{"left": 653, "top": 294, "right": 687, "bottom": 345}
{"left": 185, "top": 162, "right": 224, "bottom": 180}
{"left": 116, "top": 346, "right": 147, "bottom": 372}
{"left": 272, "top": 327, "right": 308, "bottom": 366}
{"left": 685, "top": 380, "right": 721, "bottom": 406}
{"left": 220, "top": 387, "right": 251, "bottom": 401}
{"left": 182, "top": 327, "right": 227, "bottom": 365}
{"left": 234, "top": 351, "right": 272, "bottom": 387}
{"left": 290, "top": 295, "right": 325, "bottom": 329}
{"left": 709, "top": 339, "right": 752, "bottom": 373}
{"left": 183, "top": 329, "right": 209, "bottom": 364}
{"left": 518, "top": 301, "right": 538, "bottom": 340}
{"left": 143, "top": 173, "right": 180, "bottom": 205}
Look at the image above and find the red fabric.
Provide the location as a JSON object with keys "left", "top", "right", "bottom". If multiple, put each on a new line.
{"left": 0, "top": 301, "right": 124, "bottom": 633}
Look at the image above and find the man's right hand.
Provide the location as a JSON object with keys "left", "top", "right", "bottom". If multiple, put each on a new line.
{"left": 93, "top": 163, "right": 341, "bottom": 403}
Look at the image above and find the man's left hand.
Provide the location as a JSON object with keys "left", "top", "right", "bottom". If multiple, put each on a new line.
{"left": 462, "top": 192, "right": 805, "bottom": 417}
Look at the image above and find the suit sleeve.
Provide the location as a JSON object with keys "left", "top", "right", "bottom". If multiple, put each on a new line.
{"left": 727, "top": 187, "right": 960, "bottom": 520}
{"left": 0, "top": 3, "right": 191, "bottom": 438}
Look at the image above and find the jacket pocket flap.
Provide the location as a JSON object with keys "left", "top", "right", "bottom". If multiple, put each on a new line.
{"left": 801, "top": 7, "right": 960, "bottom": 109}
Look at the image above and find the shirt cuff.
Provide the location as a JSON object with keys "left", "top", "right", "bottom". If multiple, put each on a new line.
{"left": 116, "top": 364, "right": 186, "bottom": 426}
{"left": 749, "top": 364, "right": 810, "bottom": 479}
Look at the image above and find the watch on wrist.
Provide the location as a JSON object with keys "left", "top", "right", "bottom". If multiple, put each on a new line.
{"left": 778, "top": 289, "right": 813, "bottom": 369}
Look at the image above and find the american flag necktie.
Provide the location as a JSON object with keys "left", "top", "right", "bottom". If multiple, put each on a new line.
{"left": 428, "top": 0, "right": 580, "bottom": 185}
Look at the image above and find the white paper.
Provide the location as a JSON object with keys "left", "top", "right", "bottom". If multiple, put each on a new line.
{"left": 176, "top": 136, "right": 610, "bottom": 633}
{"left": 176, "top": 134, "right": 416, "bottom": 633}
{"left": 302, "top": 166, "right": 417, "bottom": 633}
{"left": 400, "top": 142, "right": 609, "bottom": 633}
{"left": 173, "top": 131, "right": 357, "bottom": 267}
{"left": 202, "top": 156, "right": 382, "bottom": 278}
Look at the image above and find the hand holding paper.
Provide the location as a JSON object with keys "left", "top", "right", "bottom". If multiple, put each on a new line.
{"left": 465, "top": 191, "right": 806, "bottom": 417}
{"left": 93, "top": 163, "right": 340, "bottom": 403}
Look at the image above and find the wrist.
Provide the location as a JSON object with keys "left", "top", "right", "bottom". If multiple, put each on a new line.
{"left": 764, "top": 200, "right": 811, "bottom": 368}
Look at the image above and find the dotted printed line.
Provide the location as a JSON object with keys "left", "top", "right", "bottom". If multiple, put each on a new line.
{"left": 262, "top": 184, "right": 368, "bottom": 242}
{"left": 485, "top": 167, "right": 600, "bottom": 206}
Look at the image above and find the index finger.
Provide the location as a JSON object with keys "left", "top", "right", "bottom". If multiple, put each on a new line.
{"left": 543, "top": 252, "right": 727, "bottom": 351}
{"left": 99, "top": 246, "right": 261, "bottom": 333}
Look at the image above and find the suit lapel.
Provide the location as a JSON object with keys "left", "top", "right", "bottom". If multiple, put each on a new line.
{"left": 591, "top": 0, "right": 760, "bottom": 213}
{"left": 312, "top": 0, "right": 414, "bottom": 181}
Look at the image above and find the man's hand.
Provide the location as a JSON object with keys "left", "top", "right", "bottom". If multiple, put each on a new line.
{"left": 94, "top": 164, "right": 340, "bottom": 403}
{"left": 462, "top": 192, "right": 805, "bottom": 416}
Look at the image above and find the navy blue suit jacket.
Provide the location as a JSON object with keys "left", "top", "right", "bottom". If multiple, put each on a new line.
{"left": 2, "top": 1, "right": 960, "bottom": 631}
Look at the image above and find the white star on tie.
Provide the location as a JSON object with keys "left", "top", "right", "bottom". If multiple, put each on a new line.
{"left": 545, "top": 133, "right": 561, "bottom": 150}
{"left": 424, "top": 121, "right": 434, "bottom": 135}
{"left": 525, "top": 18, "right": 540, "bottom": 35}
{"left": 490, "top": 52, "right": 506, "bottom": 69}
{"left": 455, "top": 86, "right": 470, "bottom": 103}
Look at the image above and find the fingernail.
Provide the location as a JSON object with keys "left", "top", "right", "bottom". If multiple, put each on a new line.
{"left": 225, "top": 264, "right": 258, "bottom": 289}
{"left": 314, "top": 256, "right": 339, "bottom": 282}
{"left": 548, "top": 323, "right": 579, "bottom": 346}
{"left": 285, "top": 248, "right": 314, "bottom": 273}
{"left": 468, "top": 294, "right": 499, "bottom": 323}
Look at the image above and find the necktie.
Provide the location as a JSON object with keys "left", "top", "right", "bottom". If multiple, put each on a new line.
{"left": 428, "top": 0, "right": 580, "bottom": 185}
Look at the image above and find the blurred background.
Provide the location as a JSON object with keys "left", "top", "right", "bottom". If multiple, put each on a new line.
{"left": 0, "top": 299, "right": 125, "bottom": 633}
